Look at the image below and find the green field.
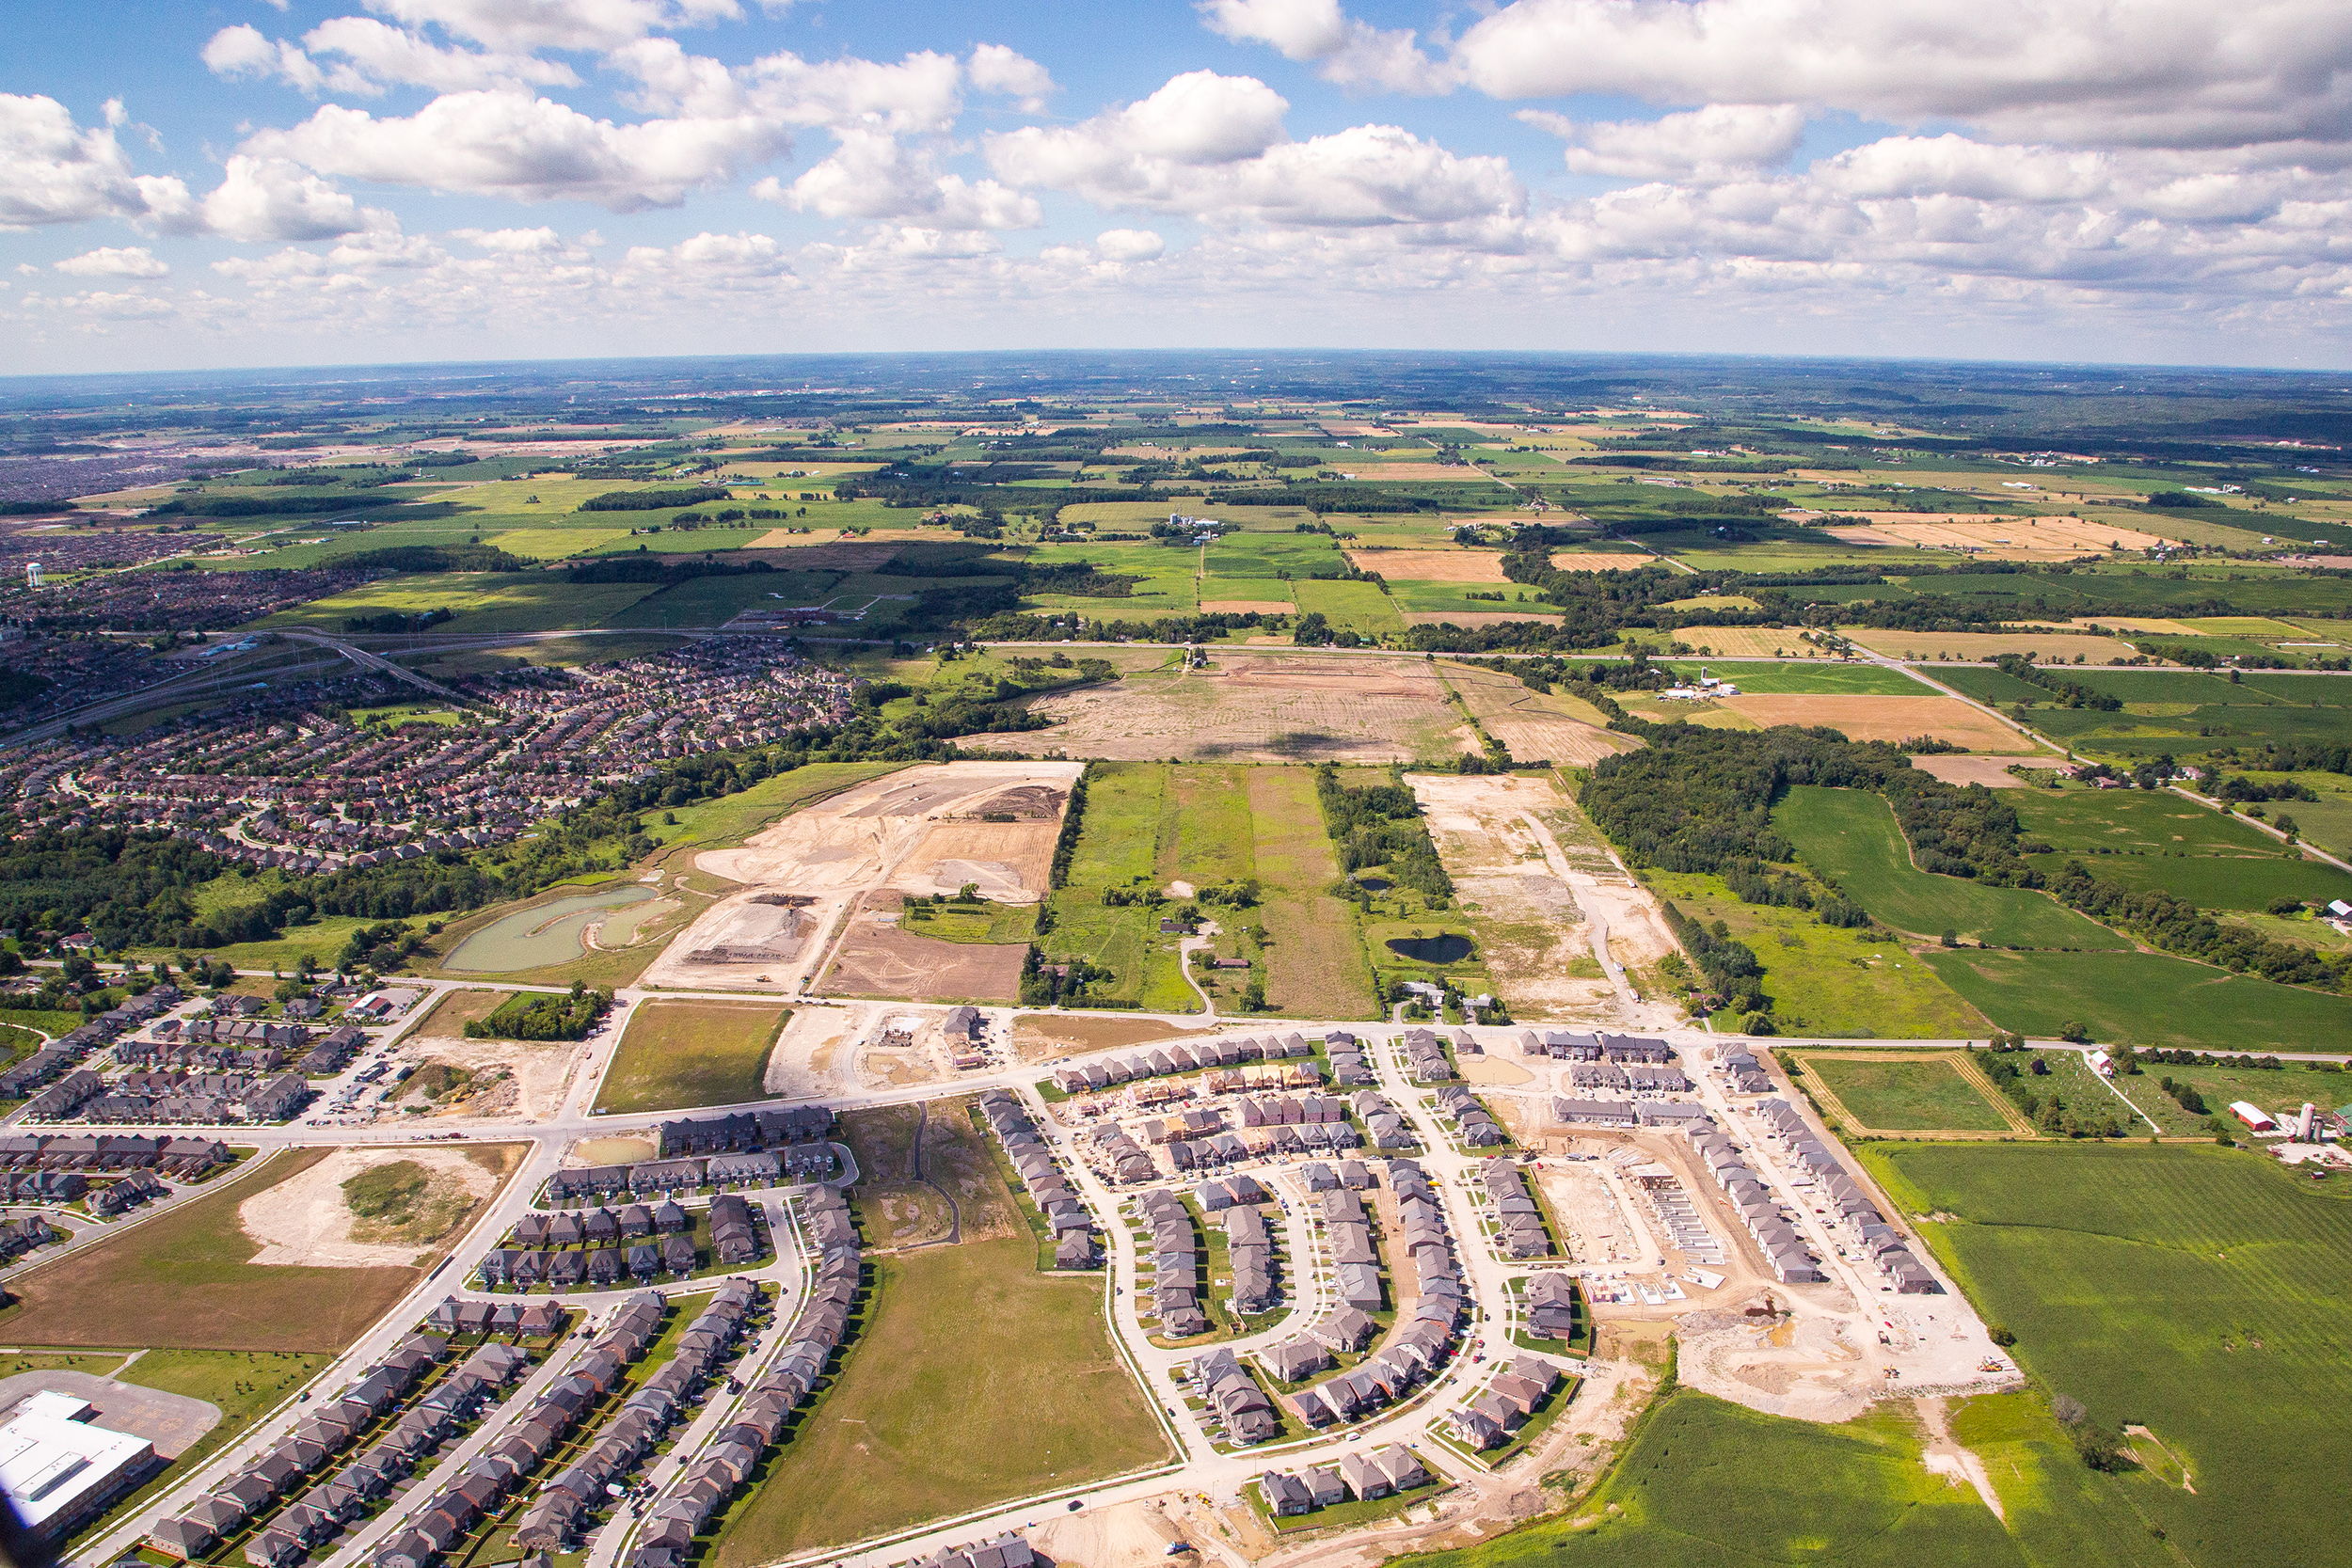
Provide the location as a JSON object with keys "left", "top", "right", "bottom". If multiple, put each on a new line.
{"left": 1292, "top": 578, "right": 1406, "bottom": 635}
{"left": 252, "top": 571, "right": 659, "bottom": 633}
{"left": 2010, "top": 789, "right": 2278, "bottom": 854}
{"left": 1934, "top": 667, "right": 2055, "bottom": 705}
{"left": 1863, "top": 1142, "right": 2352, "bottom": 1568}
{"left": 2026, "top": 849, "right": 2352, "bottom": 910}
{"left": 1776, "top": 786, "right": 2131, "bottom": 948}
{"left": 1647, "top": 872, "right": 1990, "bottom": 1037}
{"left": 1921, "top": 945, "right": 2352, "bottom": 1051}
{"left": 1655, "top": 868, "right": 1982, "bottom": 1032}
{"left": 709, "top": 1143, "right": 1165, "bottom": 1561}
{"left": 1247, "top": 767, "right": 1379, "bottom": 1018}
{"left": 594, "top": 999, "right": 787, "bottom": 1113}
{"left": 1402, "top": 1390, "right": 2164, "bottom": 1568}
{"left": 1802, "top": 1053, "right": 2016, "bottom": 1131}
{"left": 1662, "top": 661, "right": 1936, "bottom": 695}
{"left": 2108, "top": 1057, "right": 2352, "bottom": 1134}
{"left": 1042, "top": 763, "right": 1197, "bottom": 1010}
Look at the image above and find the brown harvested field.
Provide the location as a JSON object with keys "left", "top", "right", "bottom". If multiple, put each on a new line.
{"left": 967, "top": 658, "right": 1472, "bottom": 764}
{"left": 2057, "top": 615, "right": 2201, "bottom": 635}
{"left": 1715, "top": 694, "right": 2037, "bottom": 751}
{"left": 0, "top": 1150, "right": 424, "bottom": 1351}
{"left": 1907, "top": 754, "right": 2065, "bottom": 786}
{"left": 1200, "top": 598, "right": 1293, "bottom": 614}
{"left": 1824, "top": 515, "right": 2169, "bottom": 560}
{"left": 1547, "top": 552, "right": 1655, "bottom": 571}
{"left": 817, "top": 896, "right": 1027, "bottom": 1003}
{"left": 1668, "top": 626, "right": 1826, "bottom": 657}
{"left": 1343, "top": 548, "right": 1510, "bottom": 582}
{"left": 1842, "top": 629, "right": 2153, "bottom": 662}
{"left": 889, "top": 818, "right": 1060, "bottom": 901}
{"left": 1442, "top": 661, "right": 1640, "bottom": 766}
{"left": 747, "top": 527, "right": 846, "bottom": 547}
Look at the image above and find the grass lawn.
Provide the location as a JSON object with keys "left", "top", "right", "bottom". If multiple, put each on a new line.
{"left": 709, "top": 1182, "right": 1164, "bottom": 1561}
{"left": 127, "top": 913, "right": 389, "bottom": 974}
{"left": 0, "top": 1150, "right": 419, "bottom": 1351}
{"left": 1919, "top": 945, "right": 2352, "bottom": 1052}
{"left": 1797, "top": 1052, "right": 2018, "bottom": 1132}
{"left": 1862, "top": 1142, "right": 2352, "bottom": 1568}
{"left": 1647, "top": 871, "right": 1989, "bottom": 1037}
{"left": 1777, "top": 785, "right": 2131, "bottom": 948}
{"left": 1398, "top": 1390, "right": 2164, "bottom": 1568}
{"left": 594, "top": 999, "right": 787, "bottom": 1114}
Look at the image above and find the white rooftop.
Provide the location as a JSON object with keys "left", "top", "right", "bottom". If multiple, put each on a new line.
{"left": 0, "top": 1404, "right": 151, "bottom": 1534}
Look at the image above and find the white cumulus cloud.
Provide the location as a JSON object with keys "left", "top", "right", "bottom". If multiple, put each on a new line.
{"left": 1528, "top": 103, "right": 1806, "bottom": 182}
{"left": 0, "top": 93, "right": 194, "bottom": 230}
{"left": 1200, "top": 0, "right": 1456, "bottom": 93}
{"left": 54, "top": 245, "right": 168, "bottom": 278}
{"left": 762, "top": 129, "right": 1040, "bottom": 230}
{"left": 244, "top": 87, "right": 789, "bottom": 209}
{"left": 966, "top": 44, "right": 1055, "bottom": 113}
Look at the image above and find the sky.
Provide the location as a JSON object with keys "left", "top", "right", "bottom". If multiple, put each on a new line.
{"left": 8, "top": 0, "right": 2352, "bottom": 376}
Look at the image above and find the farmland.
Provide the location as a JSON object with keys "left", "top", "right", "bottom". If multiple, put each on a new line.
{"left": 2007, "top": 786, "right": 2352, "bottom": 909}
{"left": 1920, "top": 946, "right": 2352, "bottom": 1051}
{"left": 592, "top": 999, "right": 788, "bottom": 1113}
{"left": 1776, "top": 786, "right": 2130, "bottom": 948}
{"left": 1041, "top": 762, "right": 1378, "bottom": 1016}
{"left": 1646, "top": 870, "right": 1989, "bottom": 1037}
{"left": 1401, "top": 1390, "right": 2163, "bottom": 1568}
{"left": 1793, "top": 1051, "right": 2024, "bottom": 1133}
{"left": 2106, "top": 1056, "right": 2351, "bottom": 1133}
{"left": 1865, "top": 1142, "right": 2352, "bottom": 1568}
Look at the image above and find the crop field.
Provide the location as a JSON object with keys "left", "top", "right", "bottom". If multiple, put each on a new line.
{"left": 1843, "top": 629, "right": 2151, "bottom": 662}
{"left": 2028, "top": 849, "right": 2352, "bottom": 910}
{"left": 1793, "top": 1051, "right": 2023, "bottom": 1133}
{"left": 1343, "top": 547, "right": 1510, "bottom": 581}
{"left": 0, "top": 1150, "right": 421, "bottom": 1351}
{"left": 1931, "top": 666, "right": 2055, "bottom": 705}
{"left": 1919, "top": 946, "right": 2352, "bottom": 1050}
{"left": 2010, "top": 788, "right": 2277, "bottom": 854}
{"left": 1647, "top": 871, "right": 1989, "bottom": 1037}
{"left": 1661, "top": 661, "right": 1936, "bottom": 695}
{"left": 594, "top": 1000, "right": 787, "bottom": 1113}
{"left": 1824, "top": 515, "right": 2170, "bottom": 559}
{"left": 1291, "top": 578, "right": 1406, "bottom": 635}
{"left": 1543, "top": 550, "right": 1654, "bottom": 571}
{"left": 1864, "top": 1143, "right": 2352, "bottom": 1568}
{"left": 1776, "top": 786, "right": 2130, "bottom": 947}
{"left": 1403, "top": 1389, "right": 2162, "bottom": 1568}
{"left": 1441, "top": 662, "right": 1636, "bottom": 766}
{"left": 984, "top": 656, "right": 1470, "bottom": 764}
{"left": 1658, "top": 626, "right": 1823, "bottom": 657}
{"left": 1720, "top": 694, "right": 2036, "bottom": 750}
{"left": 709, "top": 1122, "right": 1164, "bottom": 1562}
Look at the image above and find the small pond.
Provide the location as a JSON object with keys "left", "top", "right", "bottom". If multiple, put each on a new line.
{"left": 1385, "top": 933, "right": 1474, "bottom": 964}
{"left": 443, "top": 885, "right": 657, "bottom": 973}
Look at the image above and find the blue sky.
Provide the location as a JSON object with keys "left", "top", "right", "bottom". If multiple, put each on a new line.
{"left": 6, "top": 0, "right": 2352, "bottom": 373}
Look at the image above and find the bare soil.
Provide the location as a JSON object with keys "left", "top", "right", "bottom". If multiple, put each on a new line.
{"left": 818, "top": 899, "right": 1028, "bottom": 1003}
{"left": 241, "top": 1148, "right": 498, "bottom": 1268}
{"left": 1009, "top": 1013, "right": 1190, "bottom": 1063}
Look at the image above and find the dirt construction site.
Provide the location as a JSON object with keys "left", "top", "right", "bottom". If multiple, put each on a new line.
{"left": 1406, "top": 773, "right": 1679, "bottom": 1026}
{"left": 641, "top": 761, "right": 1082, "bottom": 994}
